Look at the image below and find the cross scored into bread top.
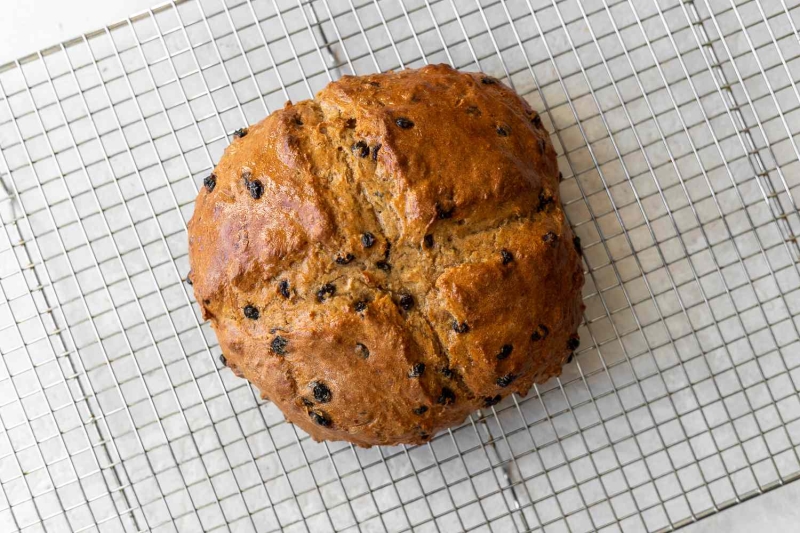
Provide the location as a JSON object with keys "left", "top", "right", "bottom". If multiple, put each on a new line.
{"left": 187, "top": 64, "right": 584, "bottom": 447}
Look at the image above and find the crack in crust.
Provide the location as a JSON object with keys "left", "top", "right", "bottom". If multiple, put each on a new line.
{"left": 318, "top": 95, "right": 485, "bottom": 415}
{"left": 418, "top": 308, "right": 477, "bottom": 401}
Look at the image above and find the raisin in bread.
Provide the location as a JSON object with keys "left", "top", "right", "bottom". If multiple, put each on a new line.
{"left": 187, "top": 64, "right": 584, "bottom": 447}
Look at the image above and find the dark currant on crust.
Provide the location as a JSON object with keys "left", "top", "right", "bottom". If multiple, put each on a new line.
{"left": 243, "top": 305, "right": 259, "bottom": 320}
{"left": 501, "top": 249, "right": 513, "bottom": 265}
{"left": 278, "top": 280, "right": 291, "bottom": 298}
{"left": 312, "top": 382, "right": 332, "bottom": 403}
{"left": 399, "top": 294, "right": 414, "bottom": 311}
{"left": 496, "top": 374, "right": 517, "bottom": 388}
{"left": 497, "top": 344, "right": 513, "bottom": 360}
{"left": 361, "top": 232, "right": 376, "bottom": 248}
{"left": 537, "top": 192, "right": 554, "bottom": 212}
{"left": 271, "top": 336, "right": 288, "bottom": 355}
{"left": 355, "top": 343, "right": 370, "bottom": 359}
{"left": 335, "top": 253, "right": 355, "bottom": 265}
{"left": 316, "top": 283, "right": 336, "bottom": 302}
{"left": 395, "top": 117, "right": 414, "bottom": 129}
{"left": 484, "top": 395, "right": 501, "bottom": 407}
{"left": 452, "top": 321, "right": 470, "bottom": 334}
{"left": 310, "top": 411, "right": 331, "bottom": 427}
{"left": 246, "top": 179, "right": 263, "bottom": 199}
{"left": 567, "top": 335, "right": 581, "bottom": 351}
{"left": 233, "top": 128, "right": 248, "bottom": 139}
{"left": 352, "top": 141, "right": 369, "bottom": 158}
{"left": 203, "top": 174, "right": 216, "bottom": 192}
{"left": 437, "top": 388, "right": 456, "bottom": 405}
{"left": 531, "top": 324, "right": 549, "bottom": 342}
{"left": 436, "top": 204, "right": 454, "bottom": 219}
{"left": 408, "top": 363, "right": 425, "bottom": 378}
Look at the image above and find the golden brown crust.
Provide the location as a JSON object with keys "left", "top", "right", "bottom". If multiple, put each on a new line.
{"left": 187, "top": 65, "right": 584, "bottom": 447}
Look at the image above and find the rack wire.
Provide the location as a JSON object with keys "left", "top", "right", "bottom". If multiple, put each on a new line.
{"left": 2, "top": 0, "right": 800, "bottom": 531}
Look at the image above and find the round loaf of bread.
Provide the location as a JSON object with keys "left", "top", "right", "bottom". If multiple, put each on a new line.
{"left": 187, "top": 64, "right": 584, "bottom": 447}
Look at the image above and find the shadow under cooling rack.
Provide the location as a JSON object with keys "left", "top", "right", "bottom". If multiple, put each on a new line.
{"left": 3, "top": 0, "right": 800, "bottom": 532}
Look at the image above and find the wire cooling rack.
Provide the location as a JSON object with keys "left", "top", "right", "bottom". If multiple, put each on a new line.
{"left": 3, "top": 0, "right": 800, "bottom": 531}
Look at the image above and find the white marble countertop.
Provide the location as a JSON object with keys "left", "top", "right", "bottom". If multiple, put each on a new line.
{"left": 682, "top": 482, "right": 800, "bottom": 532}
{"left": 0, "top": 0, "right": 159, "bottom": 66}
{"left": 0, "top": 0, "right": 792, "bottom": 531}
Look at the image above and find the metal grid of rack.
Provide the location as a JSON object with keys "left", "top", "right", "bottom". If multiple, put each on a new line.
{"left": 2, "top": 0, "right": 800, "bottom": 531}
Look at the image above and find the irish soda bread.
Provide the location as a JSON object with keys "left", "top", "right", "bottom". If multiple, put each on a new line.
{"left": 187, "top": 65, "right": 584, "bottom": 447}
